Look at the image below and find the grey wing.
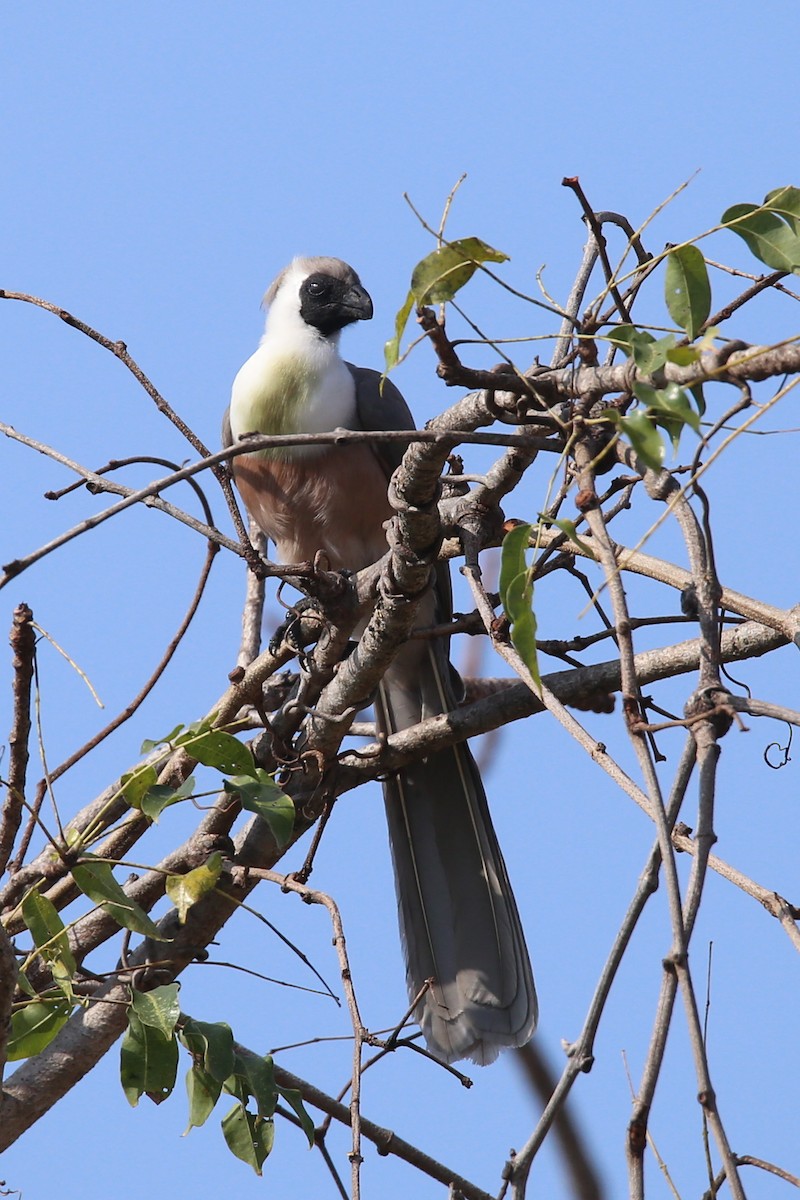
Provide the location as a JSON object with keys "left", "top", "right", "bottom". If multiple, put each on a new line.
{"left": 346, "top": 363, "right": 415, "bottom": 478}
{"left": 221, "top": 406, "right": 233, "bottom": 449}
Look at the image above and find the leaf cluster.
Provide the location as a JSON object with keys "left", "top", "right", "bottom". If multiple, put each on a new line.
{"left": 120, "top": 989, "right": 314, "bottom": 1175}
{"left": 125, "top": 717, "right": 294, "bottom": 843}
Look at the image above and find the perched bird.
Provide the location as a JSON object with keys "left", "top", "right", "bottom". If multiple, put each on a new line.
{"left": 224, "top": 256, "right": 537, "bottom": 1064}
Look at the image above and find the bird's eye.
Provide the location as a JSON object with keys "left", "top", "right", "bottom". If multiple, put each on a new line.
{"left": 307, "top": 280, "right": 326, "bottom": 296}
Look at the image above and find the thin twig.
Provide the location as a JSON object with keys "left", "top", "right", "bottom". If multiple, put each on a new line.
{"left": 562, "top": 178, "right": 632, "bottom": 325}
{"left": 270, "top": 1063, "right": 497, "bottom": 1200}
{"left": 0, "top": 421, "right": 562, "bottom": 591}
{"left": 0, "top": 421, "right": 244, "bottom": 585}
{"left": 511, "top": 738, "right": 698, "bottom": 1197}
{"left": 672, "top": 825, "right": 800, "bottom": 953}
{"left": 8, "top": 539, "right": 218, "bottom": 874}
{"left": 246, "top": 869, "right": 366, "bottom": 1200}
{"left": 0, "top": 287, "right": 252, "bottom": 551}
{"left": 402, "top": 192, "right": 571, "bottom": 322}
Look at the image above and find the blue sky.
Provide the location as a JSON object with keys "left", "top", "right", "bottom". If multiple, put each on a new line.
{"left": 2, "top": 3, "right": 799, "bottom": 1197}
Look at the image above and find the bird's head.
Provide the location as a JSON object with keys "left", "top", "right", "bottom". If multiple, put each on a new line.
{"left": 263, "top": 256, "right": 373, "bottom": 339}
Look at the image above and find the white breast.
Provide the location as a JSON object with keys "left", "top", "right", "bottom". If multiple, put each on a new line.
{"left": 228, "top": 290, "right": 358, "bottom": 454}
{"left": 229, "top": 342, "right": 356, "bottom": 441}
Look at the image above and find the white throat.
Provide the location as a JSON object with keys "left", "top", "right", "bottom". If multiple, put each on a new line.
{"left": 228, "top": 266, "right": 358, "bottom": 450}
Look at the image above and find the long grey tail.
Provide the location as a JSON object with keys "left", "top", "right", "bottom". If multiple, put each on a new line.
{"left": 375, "top": 639, "right": 537, "bottom": 1065}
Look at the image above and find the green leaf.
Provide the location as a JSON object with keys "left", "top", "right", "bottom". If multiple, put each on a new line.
{"left": 225, "top": 1049, "right": 277, "bottom": 1118}
{"left": 221, "top": 1103, "right": 274, "bottom": 1175}
{"left": 121, "top": 1010, "right": 179, "bottom": 1107}
{"left": 140, "top": 723, "right": 186, "bottom": 754}
{"left": 690, "top": 382, "right": 706, "bottom": 417}
{"left": 184, "top": 1063, "right": 223, "bottom": 1132}
{"left": 606, "top": 324, "right": 648, "bottom": 357}
{"left": 121, "top": 989, "right": 180, "bottom": 1105}
{"left": 411, "top": 237, "right": 508, "bottom": 306}
{"left": 665, "top": 245, "right": 711, "bottom": 340}
{"left": 140, "top": 776, "right": 195, "bottom": 823}
{"left": 636, "top": 381, "right": 701, "bottom": 435}
{"left": 606, "top": 326, "right": 674, "bottom": 374}
{"left": 384, "top": 289, "right": 415, "bottom": 371}
{"left": 632, "top": 382, "right": 701, "bottom": 456}
{"left": 499, "top": 522, "right": 540, "bottom": 687}
{"left": 7, "top": 999, "right": 72, "bottom": 1061}
{"left": 21, "top": 888, "right": 77, "bottom": 982}
{"left": 721, "top": 203, "right": 800, "bottom": 272}
{"left": 634, "top": 334, "right": 676, "bottom": 375}
{"left": 385, "top": 237, "right": 508, "bottom": 369}
{"left": 71, "top": 860, "right": 166, "bottom": 940}
{"left": 119, "top": 765, "right": 158, "bottom": 809}
{"left": 224, "top": 772, "right": 295, "bottom": 849}
{"left": 130, "top": 983, "right": 181, "bottom": 1037}
{"left": 166, "top": 852, "right": 224, "bottom": 924}
{"left": 386, "top": 234, "right": 506, "bottom": 364}
{"left": 619, "top": 409, "right": 666, "bottom": 470}
{"left": 548, "top": 518, "right": 595, "bottom": 559}
{"left": 765, "top": 186, "right": 800, "bottom": 236}
{"left": 178, "top": 726, "right": 256, "bottom": 777}
{"left": 499, "top": 522, "right": 532, "bottom": 611}
{"left": 15, "top": 966, "right": 37, "bottom": 998}
{"left": 276, "top": 1084, "right": 315, "bottom": 1148}
{"left": 504, "top": 571, "right": 541, "bottom": 690}
{"left": 180, "top": 1017, "right": 236, "bottom": 1082}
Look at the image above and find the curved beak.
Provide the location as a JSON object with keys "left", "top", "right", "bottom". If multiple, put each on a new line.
{"left": 340, "top": 283, "right": 373, "bottom": 322}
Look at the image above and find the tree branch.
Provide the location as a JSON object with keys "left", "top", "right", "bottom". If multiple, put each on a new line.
{"left": 0, "top": 605, "right": 36, "bottom": 874}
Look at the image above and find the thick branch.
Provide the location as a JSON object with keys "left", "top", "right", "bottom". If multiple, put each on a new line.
{"left": 334, "top": 615, "right": 786, "bottom": 791}
{"left": 472, "top": 338, "right": 800, "bottom": 402}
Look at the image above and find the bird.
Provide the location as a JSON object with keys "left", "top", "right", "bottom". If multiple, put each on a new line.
{"left": 223, "top": 256, "right": 537, "bottom": 1064}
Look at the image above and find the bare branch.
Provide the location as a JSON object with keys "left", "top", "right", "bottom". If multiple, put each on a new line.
{"left": 270, "top": 1061, "right": 498, "bottom": 1200}
{"left": 512, "top": 739, "right": 698, "bottom": 1197}
{"left": 0, "top": 605, "right": 36, "bottom": 874}
{"left": 245, "top": 869, "right": 366, "bottom": 1196}
{"left": 673, "top": 824, "right": 800, "bottom": 953}
{"left": 0, "top": 287, "right": 253, "bottom": 551}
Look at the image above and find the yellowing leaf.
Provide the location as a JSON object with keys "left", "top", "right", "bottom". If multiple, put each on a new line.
{"left": 410, "top": 237, "right": 508, "bottom": 306}
{"left": 384, "top": 289, "right": 415, "bottom": 371}
{"left": 166, "top": 852, "right": 224, "bottom": 924}
{"left": 387, "top": 238, "right": 508, "bottom": 368}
